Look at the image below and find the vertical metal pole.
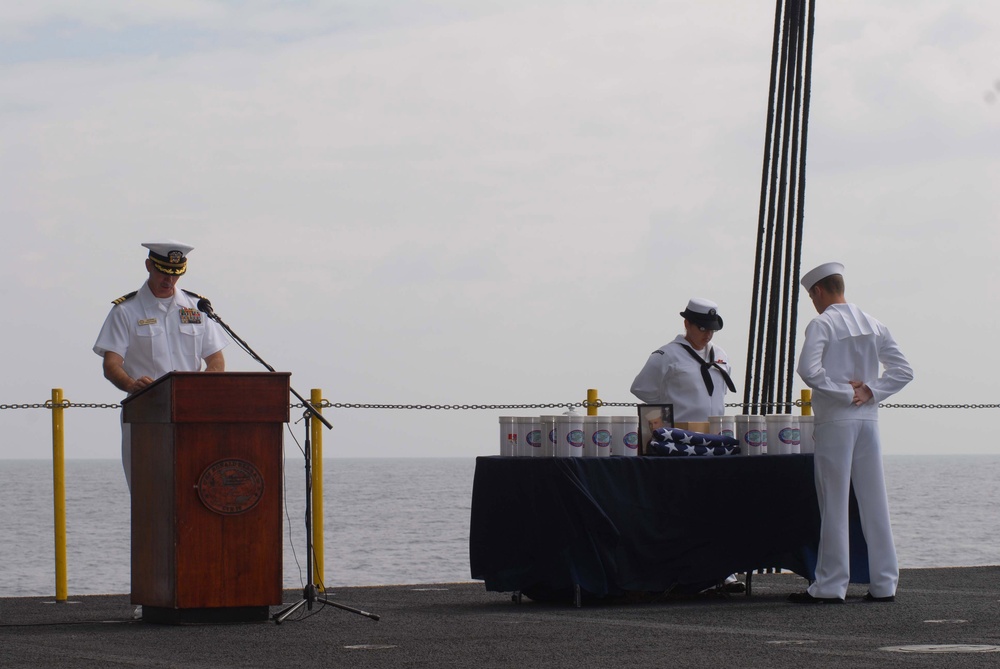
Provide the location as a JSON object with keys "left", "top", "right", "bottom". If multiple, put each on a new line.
{"left": 50, "top": 389, "right": 68, "bottom": 602}
{"left": 310, "top": 389, "right": 325, "bottom": 591}
{"left": 800, "top": 389, "right": 812, "bottom": 416}
{"left": 586, "top": 389, "right": 599, "bottom": 416}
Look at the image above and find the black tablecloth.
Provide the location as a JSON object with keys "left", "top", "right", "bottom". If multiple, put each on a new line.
{"left": 469, "top": 455, "right": 869, "bottom": 599}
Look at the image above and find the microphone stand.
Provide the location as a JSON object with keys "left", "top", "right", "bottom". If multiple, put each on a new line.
{"left": 199, "top": 300, "right": 380, "bottom": 624}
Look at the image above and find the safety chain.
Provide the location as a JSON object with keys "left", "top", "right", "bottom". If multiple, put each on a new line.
{"left": 726, "top": 401, "right": 803, "bottom": 410}
{"left": 726, "top": 402, "right": 1000, "bottom": 410}
{"left": 3, "top": 400, "right": 1000, "bottom": 412}
{"left": 304, "top": 400, "right": 804, "bottom": 411}
{"left": 0, "top": 401, "right": 123, "bottom": 410}
{"left": 295, "top": 400, "right": 1000, "bottom": 411}
{"left": 293, "top": 400, "right": 639, "bottom": 411}
{"left": 878, "top": 403, "right": 1000, "bottom": 410}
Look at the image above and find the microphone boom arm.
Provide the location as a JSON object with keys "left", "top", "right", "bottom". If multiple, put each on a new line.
{"left": 202, "top": 303, "right": 332, "bottom": 430}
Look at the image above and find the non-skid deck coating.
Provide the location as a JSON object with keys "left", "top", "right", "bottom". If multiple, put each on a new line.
{"left": 2, "top": 567, "right": 999, "bottom": 668}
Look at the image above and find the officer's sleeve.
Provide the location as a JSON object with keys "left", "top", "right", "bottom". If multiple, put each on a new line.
{"left": 93, "top": 307, "right": 130, "bottom": 359}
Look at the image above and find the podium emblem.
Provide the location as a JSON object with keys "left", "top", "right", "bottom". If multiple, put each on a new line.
{"left": 197, "top": 459, "right": 265, "bottom": 515}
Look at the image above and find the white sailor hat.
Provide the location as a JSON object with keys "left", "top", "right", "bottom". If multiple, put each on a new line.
{"left": 800, "top": 261, "right": 844, "bottom": 290}
{"left": 142, "top": 240, "right": 193, "bottom": 276}
{"left": 644, "top": 408, "right": 665, "bottom": 422}
{"left": 679, "top": 297, "right": 723, "bottom": 331}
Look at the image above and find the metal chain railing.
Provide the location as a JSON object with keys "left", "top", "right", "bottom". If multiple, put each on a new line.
{"left": 877, "top": 403, "right": 1000, "bottom": 409}
{"left": 299, "top": 400, "right": 639, "bottom": 411}
{"left": 0, "top": 401, "right": 122, "bottom": 410}
{"left": 296, "top": 400, "right": 1000, "bottom": 411}
{"left": 3, "top": 400, "right": 1000, "bottom": 412}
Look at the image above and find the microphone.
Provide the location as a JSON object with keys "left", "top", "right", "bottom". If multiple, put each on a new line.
{"left": 197, "top": 298, "right": 216, "bottom": 318}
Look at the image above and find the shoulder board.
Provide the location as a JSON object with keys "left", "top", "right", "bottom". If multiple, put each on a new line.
{"left": 112, "top": 291, "right": 137, "bottom": 306}
{"left": 182, "top": 289, "right": 208, "bottom": 301}
{"left": 652, "top": 349, "right": 664, "bottom": 355}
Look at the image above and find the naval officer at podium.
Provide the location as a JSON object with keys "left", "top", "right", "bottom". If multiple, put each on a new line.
{"left": 93, "top": 240, "right": 228, "bottom": 490}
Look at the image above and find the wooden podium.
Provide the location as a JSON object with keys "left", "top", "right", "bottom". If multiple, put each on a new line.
{"left": 123, "top": 371, "right": 290, "bottom": 624}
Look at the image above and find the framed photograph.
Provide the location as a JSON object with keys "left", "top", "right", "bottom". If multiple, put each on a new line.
{"left": 638, "top": 404, "right": 674, "bottom": 455}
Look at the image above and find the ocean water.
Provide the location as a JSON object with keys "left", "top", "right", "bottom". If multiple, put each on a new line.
{"left": 0, "top": 455, "right": 997, "bottom": 598}
{"left": 0, "top": 457, "right": 477, "bottom": 598}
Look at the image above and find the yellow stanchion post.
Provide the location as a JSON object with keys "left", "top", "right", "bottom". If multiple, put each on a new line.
{"left": 311, "top": 389, "right": 325, "bottom": 591}
{"left": 50, "top": 389, "right": 68, "bottom": 603}
{"left": 800, "top": 389, "right": 812, "bottom": 416}
{"left": 587, "top": 388, "right": 599, "bottom": 416}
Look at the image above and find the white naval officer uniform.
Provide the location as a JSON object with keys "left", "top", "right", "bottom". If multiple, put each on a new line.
{"left": 93, "top": 281, "right": 228, "bottom": 487}
{"left": 797, "top": 301, "right": 913, "bottom": 600}
{"left": 630, "top": 335, "right": 733, "bottom": 423}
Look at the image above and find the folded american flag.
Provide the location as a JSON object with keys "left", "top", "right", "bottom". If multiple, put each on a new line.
{"left": 648, "top": 427, "right": 741, "bottom": 456}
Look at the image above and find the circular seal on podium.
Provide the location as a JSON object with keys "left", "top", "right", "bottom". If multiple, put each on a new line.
{"left": 196, "top": 459, "right": 265, "bottom": 515}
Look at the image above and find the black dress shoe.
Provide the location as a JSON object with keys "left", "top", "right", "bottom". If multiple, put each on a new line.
{"left": 787, "top": 591, "right": 844, "bottom": 604}
{"left": 863, "top": 592, "right": 895, "bottom": 602}
{"left": 723, "top": 581, "right": 746, "bottom": 594}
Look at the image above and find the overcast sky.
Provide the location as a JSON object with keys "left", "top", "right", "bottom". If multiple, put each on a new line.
{"left": 2, "top": 1, "right": 998, "bottom": 461}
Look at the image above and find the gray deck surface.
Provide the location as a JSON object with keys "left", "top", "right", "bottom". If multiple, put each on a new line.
{"left": 2, "top": 567, "right": 999, "bottom": 668}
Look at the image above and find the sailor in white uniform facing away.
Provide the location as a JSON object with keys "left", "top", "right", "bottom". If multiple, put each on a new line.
{"left": 789, "top": 262, "right": 913, "bottom": 604}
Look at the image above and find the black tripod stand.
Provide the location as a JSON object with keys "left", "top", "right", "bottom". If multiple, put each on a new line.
{"left": 273, "top": 407, "right": 380, "bottom": 624}
{"left": 195, "top": 297, "right": 379, "bottom": 624}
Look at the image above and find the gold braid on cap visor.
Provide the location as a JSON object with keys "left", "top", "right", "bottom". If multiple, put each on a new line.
{"left": 149, "top": 255, "right": 188, "bottom": 275}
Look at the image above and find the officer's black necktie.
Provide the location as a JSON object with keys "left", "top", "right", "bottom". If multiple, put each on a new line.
{"left": 678, "top": 344, "right": 737, "bottom": 396}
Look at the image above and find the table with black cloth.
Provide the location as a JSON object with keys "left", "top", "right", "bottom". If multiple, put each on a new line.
{"left": 469, "top": 454, "right": 869, "bottom": 601}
